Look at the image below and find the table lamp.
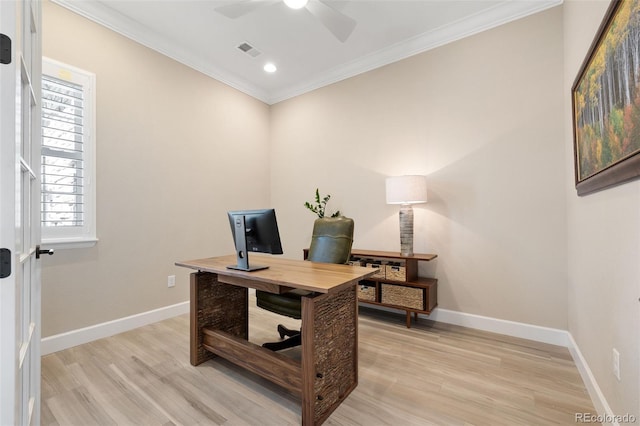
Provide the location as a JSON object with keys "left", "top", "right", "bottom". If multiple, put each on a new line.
{"left": 385, "top": 175, "right": 427, "bottom": 257}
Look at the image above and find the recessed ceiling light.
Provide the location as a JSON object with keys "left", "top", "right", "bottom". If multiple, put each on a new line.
{"left": 264, "top": 63, "right": 277, "bottom": 73}
{"left": 283, "top": 0, "right": 308, "bottom": 10}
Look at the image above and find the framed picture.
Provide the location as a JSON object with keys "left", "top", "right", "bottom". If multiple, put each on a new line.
{"left": 572, "top": 0, "right": 640, "bottom": 196}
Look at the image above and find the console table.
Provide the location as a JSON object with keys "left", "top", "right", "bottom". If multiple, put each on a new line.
{"left": 176, "top": 254, "right": 376, "bottom": 426}
{"left": 350, "top": 249, "right": 437, "bottom": 328}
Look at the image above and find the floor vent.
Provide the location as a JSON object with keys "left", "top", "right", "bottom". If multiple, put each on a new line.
{"left": 237, "top": 42, "right": 261, "bottom": 58}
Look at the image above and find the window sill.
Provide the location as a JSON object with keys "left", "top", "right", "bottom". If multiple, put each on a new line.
{"left": 41, "top": 238, "right": 98, "bottom": 250}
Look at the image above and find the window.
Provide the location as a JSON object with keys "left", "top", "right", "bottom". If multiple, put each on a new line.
{"left": 41, "top": 58, "right": 96, "bottom": 248}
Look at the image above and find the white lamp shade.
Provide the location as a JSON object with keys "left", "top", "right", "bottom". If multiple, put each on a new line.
{"left": 386, "top": 175, "right": 427, "bottom": 205}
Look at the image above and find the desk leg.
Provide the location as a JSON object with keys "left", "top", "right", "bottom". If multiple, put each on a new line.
{"left": 190, "top": 272, "right": 248, "bottom": 366}
{"left": 301, "top": 286, "right": 358, "bottom": 426}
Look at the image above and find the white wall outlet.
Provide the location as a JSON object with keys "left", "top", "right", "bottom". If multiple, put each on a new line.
{"left": 167, "top": 275, "right": 176, "bottom": 288}
{"left": 612, "top": 348, "right": 621, "bottom": 381}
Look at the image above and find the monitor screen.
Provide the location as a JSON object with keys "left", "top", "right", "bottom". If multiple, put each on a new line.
{"left": 227, "top": 209, "right": 283, "bottom": 271}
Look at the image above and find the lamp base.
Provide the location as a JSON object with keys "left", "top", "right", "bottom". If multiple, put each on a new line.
{"left": 399, "top": 205, "right": 414, "bottom": 257}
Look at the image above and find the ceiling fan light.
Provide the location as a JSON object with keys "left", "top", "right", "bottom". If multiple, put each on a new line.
{"left": 283, "top": 0, "right": 308, "bottom": 10}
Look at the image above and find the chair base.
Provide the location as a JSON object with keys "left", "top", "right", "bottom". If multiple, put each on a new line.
{"left": 262, "top": 324, "right": 301, "bottom": 351}
{"left": 278, "top": 324, "right": 299, "bottom": 338}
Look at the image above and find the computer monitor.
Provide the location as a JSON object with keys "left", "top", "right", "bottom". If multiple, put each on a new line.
{"left": 227, "top": 208, "right": 283, "bottom": 271}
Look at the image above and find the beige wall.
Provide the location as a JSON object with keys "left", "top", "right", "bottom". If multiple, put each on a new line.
{"left": 271, "top": 7, "right": 567, "bottom": 329}
{"left": 41, "top": 0, "right": 271, "bottom": 336}
{"left": 564, "top": 0, "right": 640, "bottom": 419}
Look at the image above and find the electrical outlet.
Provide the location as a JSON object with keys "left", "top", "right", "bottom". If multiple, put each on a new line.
{"left": 167, "top": 275, "right": 176, "bottom": 288}
{"left": 613, "top": 348, "right": 620, "bottom": 381}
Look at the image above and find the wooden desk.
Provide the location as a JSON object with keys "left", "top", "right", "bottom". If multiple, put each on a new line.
{"left": 175, "top": 254, "right": 376, "bottom": 426}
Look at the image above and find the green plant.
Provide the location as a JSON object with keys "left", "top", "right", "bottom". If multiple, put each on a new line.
{"left": 304, "top": 189, "right": 341, "bottom": 218}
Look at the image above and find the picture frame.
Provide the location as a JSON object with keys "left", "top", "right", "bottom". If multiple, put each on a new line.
{"left": 572, "top": 0, "right": 640, "bottom": 196}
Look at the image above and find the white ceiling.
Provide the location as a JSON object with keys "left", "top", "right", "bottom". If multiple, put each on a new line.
{"left": 53, "top": 0, "right": 561, "bottom": 104}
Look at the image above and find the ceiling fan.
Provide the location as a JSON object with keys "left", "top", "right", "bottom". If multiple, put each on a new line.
{"left": 215, "top": 0, "right": 357, "bottom": 43}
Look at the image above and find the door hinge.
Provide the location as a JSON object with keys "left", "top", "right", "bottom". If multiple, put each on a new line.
{"left": 0, "top": 34, "right": 11, "bottom": 65}
{"left": 0, "top": 248, "right": 11, "bottom": 278}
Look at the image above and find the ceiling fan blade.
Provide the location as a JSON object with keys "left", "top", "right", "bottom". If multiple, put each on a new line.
{"left": 305, "top": 0, "right": 356, "bottom": 43}
{"left": 215, "top": 0, "right": 277, "bottom": 19}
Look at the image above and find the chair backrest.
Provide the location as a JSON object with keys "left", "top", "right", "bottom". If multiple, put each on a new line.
{"left": 307, "top": 217, "right": 354, "bottom": 264}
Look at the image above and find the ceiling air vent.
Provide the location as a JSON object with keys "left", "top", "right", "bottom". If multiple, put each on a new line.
{"left": 237, "top": 42, "right": 261, "bottom": 58}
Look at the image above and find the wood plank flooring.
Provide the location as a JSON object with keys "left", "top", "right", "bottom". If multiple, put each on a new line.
{"left": 41, "top": 298, "right": 596, "bottom": 425}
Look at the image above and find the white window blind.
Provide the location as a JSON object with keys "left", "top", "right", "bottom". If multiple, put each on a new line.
{"left": 42, "top": 75, "right": 84, "bottom": 227}
{"left": 41, "top": 58, "right": 96, "bottom": 248}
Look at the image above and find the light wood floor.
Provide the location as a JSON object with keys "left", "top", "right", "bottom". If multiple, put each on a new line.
{"left": 41, "top": 298, "right": 596, "bottom": 425}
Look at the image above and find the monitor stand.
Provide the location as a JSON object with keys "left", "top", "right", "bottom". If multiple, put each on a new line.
{"left": 226, "top": 251, "right": 269, "bottom": 272}
{"left": 226, "top": 215, "right": 269, "bottom": 272}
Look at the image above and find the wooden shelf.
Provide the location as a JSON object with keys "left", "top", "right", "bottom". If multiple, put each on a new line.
{"left": 302, "top": 248, "right": 438, "bottom": 327}
{"left": 350, "top": 249, "right": 437, "bottom": 262}
{"left": 349, "top": 249, "right": 438, "bottom": 328}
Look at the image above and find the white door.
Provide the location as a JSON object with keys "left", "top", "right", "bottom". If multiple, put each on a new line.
{"left": 0, "top": 0, "right": 43, "bottom": 424}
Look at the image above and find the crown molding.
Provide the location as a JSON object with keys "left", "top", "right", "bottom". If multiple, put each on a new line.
{"left": 52, "top": 0, "right": 561, "bottom": 105}
{"left": 269, "top": 0, "right": 562, "bottom": 104}
{"left": 51, "top": 0, "right": 271, "bottom": 103}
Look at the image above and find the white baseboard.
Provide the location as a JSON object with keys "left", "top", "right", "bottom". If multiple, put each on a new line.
{"left": 45, "top": 301, "right": 567, "bottom": 355}
{"left": 366, "top": 305, "right": 570, "bottom": 346}
{"left": 567, "top": 333, "right": 618, "bottom": 426}
{"left": 41, "top": 301, "right": 189, "bottom": 356}
{"left": 427, "top": 307, "right": 571, "bottom": 346}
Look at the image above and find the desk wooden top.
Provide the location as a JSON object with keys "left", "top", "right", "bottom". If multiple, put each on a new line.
{"left": 176, "top": 254, "right": 377, "bottom": 294}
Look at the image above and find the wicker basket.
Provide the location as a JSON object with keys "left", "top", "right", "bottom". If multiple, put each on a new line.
{"left": 348, "top": 257, "right": 363, "bottom": 266}
{"left": 358, "top": 283, "right": 376, "bottom": 301}
{"left": 381, "top": 284, "right": 424, "bottom": 310}
{"left": 364, "top": 260, "right": 386, "bottom": 279}
{"left": 385, "top": 263, "right": 406, "bottom": 281}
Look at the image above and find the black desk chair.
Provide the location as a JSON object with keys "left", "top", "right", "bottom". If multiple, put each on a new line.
{"left": 256, "top": 216, "right": 354, "bottom": 351}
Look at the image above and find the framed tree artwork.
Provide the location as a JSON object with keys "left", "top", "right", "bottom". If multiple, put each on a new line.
{"left": 572, "top": 0, "right": 640, "bottom": 196}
